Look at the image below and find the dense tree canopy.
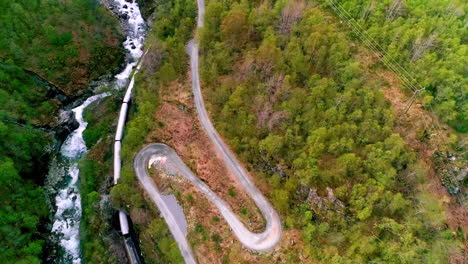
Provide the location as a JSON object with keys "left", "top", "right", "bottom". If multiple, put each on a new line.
{"left": 324, "top": 0, "right": 467, "bottom": 132}
{"left": 199, "top": 0, "right": 462, "bottom": 262}
{"left": 0, "top": 158, "right": 48, "bottom": 263}
{"left": 0, "top": 0, "right": 124, "bottom": 94}
{"left": 0, "top": 65, "right": 53, "bottom": 263}
{"left": 0, "top": 0, "right": 123, "bottom": 262}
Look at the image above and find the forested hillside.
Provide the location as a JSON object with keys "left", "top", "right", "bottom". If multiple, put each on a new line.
{"left": 2, "top": 0, "right": 459, "bottom": 262}
{"left": 0, "top": 0, "right": 123, "bottom": 262}
{"left": 198, "top": 0, "right": 464, "bottom": 262}
{"left": 324, "top": 0, "right": 467, "bottom": 132}
{"left": 0, "top": 0, "right": 124, "bottom": 94}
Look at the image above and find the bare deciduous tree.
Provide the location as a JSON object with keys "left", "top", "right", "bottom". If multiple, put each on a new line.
{"left": 279, "top": 0, "right": 307, "bottom": 35}
{"left": 386, "top": 0, "right": 405, "bottom": 20}
{"left": 267, "top": 111, "right": 287, "bottom": 131}
{"left": 411, "top": 33, "right": 438, "bottom": 62}
{"left": 360, "top": 0, "right": 376, "bottom": 21}
{"left": 257, "top": 74, "right": 288, "bottom": 130}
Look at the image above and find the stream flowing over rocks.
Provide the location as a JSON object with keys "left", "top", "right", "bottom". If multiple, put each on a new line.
{"left": 46, "top": 94, "right": 109, "bottom": 264}
{"left": 44, "top": 0, "right": 146, "bottom": 263}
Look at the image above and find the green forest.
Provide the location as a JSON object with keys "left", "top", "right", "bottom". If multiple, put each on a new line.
{"left": 325, "top": 0, "right": 467, "bottom": 132}
{"left": 0, "top": 0, "right": 466, "bottom": 263}
{"left": 198, "top": 0, "right": 464, "bottom": 262}
{"left": 0, "top": 0, "right": 123, "bottom": 262}
{"left": 0, "top": 0, "right": 124, "bottom": 94}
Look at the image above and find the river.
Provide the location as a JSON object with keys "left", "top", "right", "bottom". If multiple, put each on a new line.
{"left": 45, "top": 0, "right": 146, "bottom": 263}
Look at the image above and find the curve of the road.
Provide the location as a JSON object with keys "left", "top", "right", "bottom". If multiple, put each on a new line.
{"left": 131, "top": 0, "right": 281, "bottom": 262}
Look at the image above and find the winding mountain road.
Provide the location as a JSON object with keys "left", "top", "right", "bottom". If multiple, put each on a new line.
{"left": 131, "top": 0, "right": 281, "bottom": 262}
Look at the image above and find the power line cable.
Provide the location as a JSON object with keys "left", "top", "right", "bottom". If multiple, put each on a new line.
{"left": 326, "top": 0, "right": 422, "bottom": 93}
{"left": 326, "top": 1, "right": 418, "bottom": 93}
{"left": 328, "top": 0, "right": 421, "bottom": 85}
{"left": 325, "top": 0, "right": 465, "bottom": 197}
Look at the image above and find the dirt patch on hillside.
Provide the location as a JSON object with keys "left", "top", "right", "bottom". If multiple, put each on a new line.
{"left": 379, "top": 72, "right": 450, "bottom": 156}
{"left": 354, "top": 48, "right": 467, "bottom": 241}
{"left": 147, "top": 77, "right": 267, "bottom": 233}
{"left": 380, "top": 73, "right": 467, "bottom": 235}
{"left": 142, "top": 73, "right": 307, "bottom": 262}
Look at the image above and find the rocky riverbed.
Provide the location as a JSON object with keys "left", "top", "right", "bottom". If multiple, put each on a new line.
{"left": 43, "top": 0, "right": 147, "bottom": 262}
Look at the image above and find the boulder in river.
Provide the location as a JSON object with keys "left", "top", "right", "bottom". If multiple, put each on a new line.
{"left": 55, "top": 110, "right": 79, "bottom": 142}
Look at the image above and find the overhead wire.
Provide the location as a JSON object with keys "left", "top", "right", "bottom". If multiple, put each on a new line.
{"left": 326, "top": 0, "right": 422, "bottom": 93}
{"left": 325, "top": 0, "right": 465, "bottom": 198}
{"left": 327, "top": 0, "right": 420, "bottom": 87}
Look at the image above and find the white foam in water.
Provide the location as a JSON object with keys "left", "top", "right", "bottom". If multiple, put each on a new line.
{"left": 50, "top": 1, "right": 146, "bottom": 262}
{"left": 115, "top": 62, "right": 137, "bottom": 87}
{"left": 52, "top": 94, "right": 109, "bottom": 263}
{"left": 114, "top": 0, "right": 146, "bottom": 59}
{"left": 113, "top": 0, "right": 146, "bottom": 87}
{"left": 61, "top": 94, "right": 110, "bottom": 158}
{"left": 52, "top": 165, "right": 81, "bottom": 264}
